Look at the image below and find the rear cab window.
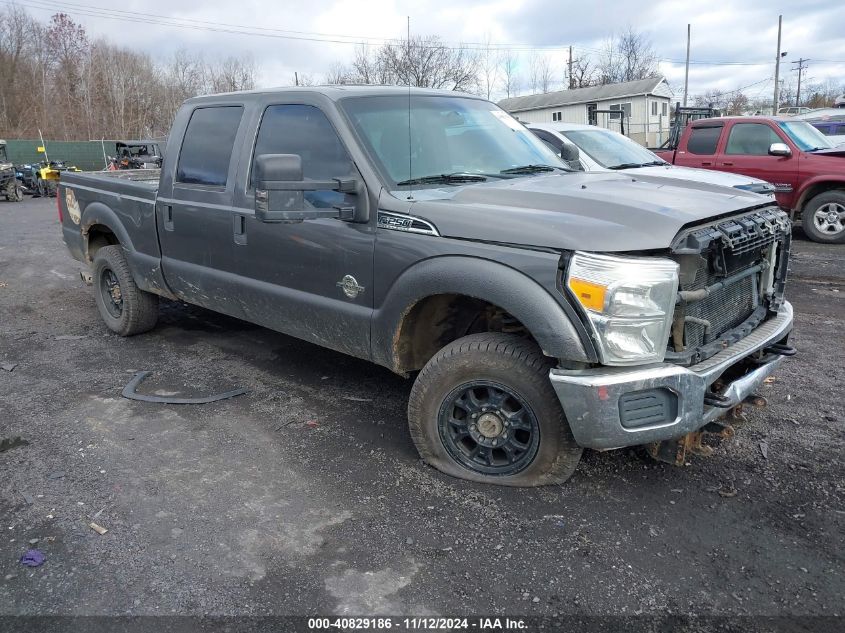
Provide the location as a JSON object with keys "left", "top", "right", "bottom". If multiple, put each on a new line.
{"left": 687, "top": 125, "right": 723, "bottom": 155}
{"left": 176, "top": 106, "right": 244, "bottom": 187}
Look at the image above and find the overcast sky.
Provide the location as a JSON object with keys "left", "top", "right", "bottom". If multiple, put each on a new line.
{"left": 21, "top": 0, "right": 845, "bottom": 101}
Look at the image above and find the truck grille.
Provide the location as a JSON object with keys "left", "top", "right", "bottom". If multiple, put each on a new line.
{"left": 668, "top": 206, "right": 790, "bottom": 365}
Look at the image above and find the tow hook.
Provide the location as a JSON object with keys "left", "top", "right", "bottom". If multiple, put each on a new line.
{"left": 764, "top": 343, "right": 796, "bottom": 357}
{"left": 646, "top": 392, "right": 770, "bottom": 466}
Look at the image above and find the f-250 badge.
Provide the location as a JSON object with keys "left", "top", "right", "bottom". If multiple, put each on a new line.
{"left": 337, "top": 275, "right": 365, "bottom": 299}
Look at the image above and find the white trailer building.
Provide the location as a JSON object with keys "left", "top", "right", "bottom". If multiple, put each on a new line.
{"left": 498, "top": 77, "right": 674, "bottom": 147}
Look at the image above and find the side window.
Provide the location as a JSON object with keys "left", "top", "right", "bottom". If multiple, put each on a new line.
{"left": 813, "top": 123, "right": 832, "bottom": 136}
{"left": 725, "top": 123, "right": 783, "bottom": 155}
{"left": 251, "top": 104, "right": 354, "bottom": 208}
{"left": 531, "top": 129, "right": 563, "bottom": 151}
{"left": 176, "top": 106, "right": 243, "bottom": 186}
{"left": 651, "top": 101, "right": 658, "bottom": 116}
{"left": 662, "top": 102, "right": 668, "bottom": 116}
{"left": 687, "top": 125, "right": 723, "bottom": 155}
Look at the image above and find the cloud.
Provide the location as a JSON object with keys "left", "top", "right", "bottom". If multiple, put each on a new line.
{"left": 25, "top": 0, "right": 845, "bottom": 97}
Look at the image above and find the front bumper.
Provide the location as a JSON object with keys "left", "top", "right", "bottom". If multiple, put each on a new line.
{"left": 549, "top": 302, "right": 793, "bottom": 450}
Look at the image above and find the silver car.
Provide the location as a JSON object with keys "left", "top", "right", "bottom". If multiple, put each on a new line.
{"left": 529, "top": 122, "right": 776, "bottom": 198}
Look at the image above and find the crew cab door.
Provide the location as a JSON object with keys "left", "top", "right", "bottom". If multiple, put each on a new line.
{"left": 716, "top": 121, "right": 799, "bottom": 204}
{"left": 157, "top": 104, "right": 249, "bottom": 319}
{"left": 230, "top": 101, "right": 375, "bottom": 359}
{"left": 673, "top": 122, "right": 724, "bottom": 169}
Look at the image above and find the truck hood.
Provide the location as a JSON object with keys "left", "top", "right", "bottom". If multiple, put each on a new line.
{"left": 808, "top": 146, "right": 845, "bottom": 157}
{"left": 409, "top": 171, "right": 769, "bottom": 252}
{"left": 622, "top": 163, "right": 770, "bottom": 188}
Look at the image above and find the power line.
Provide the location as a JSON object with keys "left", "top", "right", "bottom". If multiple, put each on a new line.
{"left": 7, "top": 0, "right": 844, "bottom": 68}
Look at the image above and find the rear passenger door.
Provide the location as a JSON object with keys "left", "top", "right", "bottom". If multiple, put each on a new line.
{"left": 158, "top": 104, "right": 249, "bottom": 319}
{"left": 676, "top": 123, "right": 723, "bottom": 169}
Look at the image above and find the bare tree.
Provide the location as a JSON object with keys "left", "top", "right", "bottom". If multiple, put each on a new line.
{"left": 570, "top": 55, "right": 597, "bottom": 88}
{"left": 324, "top": 62, "right": 350, "bottom": 85}
{"left": 479, "top": 34, "right": 500, "bottom": 100}
{"left": 207, "top": 56, "right": 256, "bottom": 93}
{"left": 376, "top": 35, "right": 478, "bottom": 91}
{"left": 598, "top": 26, "right": 659, "bottom": 85}
{"left": 498, "top": 49, "right": 520, "bottom": 98}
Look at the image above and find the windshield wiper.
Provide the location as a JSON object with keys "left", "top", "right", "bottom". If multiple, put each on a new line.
{"left": 499, "top": 164, "right": 563, "bottom": 175}
{"left": 607, "top": 162, "right": 647, "bottom": 170}
{"left": 396, "top": 173, "right": 487, "bottom": 186}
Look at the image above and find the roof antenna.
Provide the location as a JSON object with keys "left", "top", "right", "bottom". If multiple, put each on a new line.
{"left": 406, "top": 15, "right": 413, "bottom": 201}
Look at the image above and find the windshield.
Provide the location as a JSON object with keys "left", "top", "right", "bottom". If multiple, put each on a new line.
{"left": 339, "top": 95, "right": 566, "bottom": 188}
{"left": 777, "top": 121, "right": 834, "bottom": 151}
{"left": 559, "top": 128, "right": 664, "bottom": 169}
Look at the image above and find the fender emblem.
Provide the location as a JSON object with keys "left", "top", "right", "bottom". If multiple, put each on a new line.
{"left": 337, "top": 275, "right": 365, "bottom": 299}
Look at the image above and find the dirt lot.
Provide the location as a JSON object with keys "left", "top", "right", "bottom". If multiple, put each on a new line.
{"left": 0, "top": 197, "right": 843, "bottom": 624}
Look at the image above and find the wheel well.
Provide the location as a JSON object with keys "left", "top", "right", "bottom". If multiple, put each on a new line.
{"left": 85, "top": 224, "right": 120, "bottom": 261}
{"left": 393, "top": 294, "right": 533, "bottom": 373}
{"left": 798, "top": 182, "right": 845, "bottom": 211}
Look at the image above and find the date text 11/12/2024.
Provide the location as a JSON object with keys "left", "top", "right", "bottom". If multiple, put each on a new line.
{"left": 307, "top": 617, "right": 528, "bottom": 630}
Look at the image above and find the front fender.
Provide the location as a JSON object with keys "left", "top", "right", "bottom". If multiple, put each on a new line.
{"left": 371, "top": 255, "right": 597, "bottom": 371}
{"left": 795, "top": 177, "right": 845, "bottom": 210}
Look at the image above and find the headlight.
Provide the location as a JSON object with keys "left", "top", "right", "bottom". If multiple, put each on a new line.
{"left": 734, "top": 182, "right": 775, "bottom": 196}
{"left": 566, "top": 252, "right": 679, "bottom": 366}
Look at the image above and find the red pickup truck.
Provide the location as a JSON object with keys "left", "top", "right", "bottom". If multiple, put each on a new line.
{"left": 653, "top": 116, "right": 845, "bottom": 243}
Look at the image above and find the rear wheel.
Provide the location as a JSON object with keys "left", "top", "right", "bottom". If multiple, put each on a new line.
{"left": 408, "top": 333, "right": 582, "bottom": 486}
{"left": 92, "top": 245, "right": 159, "bottom": 336}
{"left": 802, "top": 191, "right": 845, "bottom": 243}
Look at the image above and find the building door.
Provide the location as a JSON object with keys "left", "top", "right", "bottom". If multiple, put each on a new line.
{"left": 586, "top": 103, "right": 598, "bottom": 126}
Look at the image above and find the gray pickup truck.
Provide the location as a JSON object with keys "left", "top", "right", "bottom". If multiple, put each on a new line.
{"left": 59, "top": 86, "right": 795, "bottom": 486}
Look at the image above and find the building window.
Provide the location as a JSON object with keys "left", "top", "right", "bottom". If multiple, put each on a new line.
{"left": 609, "top": 103, "right": 632, "bottom": 120}
{"left": 552, "top": 111, "right": 562, "bottom": 122}
{"left": 662, "top": 102, "right": 668, "bottom": 116}
{"left": 608, "top": 101, "right": 631, "bottom": 121}
{"left": 651, "top": 101, "right": 657, "bottom": 116}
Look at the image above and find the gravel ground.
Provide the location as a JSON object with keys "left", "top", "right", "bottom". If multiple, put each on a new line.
{"left": 0, "top": 198, "right": 843, "bottom": 625}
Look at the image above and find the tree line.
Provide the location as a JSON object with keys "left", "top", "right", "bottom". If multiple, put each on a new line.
{"left": 0, "top": 7, "right": 256, "bottom": 140}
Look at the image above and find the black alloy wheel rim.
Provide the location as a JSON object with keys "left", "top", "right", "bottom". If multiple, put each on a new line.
{"left": 437, "top": 380, "right": 541, "bottom": 476}
{"left": 100, "top": 268, "right": 123, "bottom": 318}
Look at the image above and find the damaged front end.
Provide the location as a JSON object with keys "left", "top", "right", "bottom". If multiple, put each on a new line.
{"left": 549, "top": 205, "right": 795, "bottom": 461}
{"left": 649, "top": 206, "right": 794, "bottom": 464}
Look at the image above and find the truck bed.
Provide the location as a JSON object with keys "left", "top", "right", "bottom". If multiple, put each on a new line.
{"left": 61, "top": 169, "right": 160, "bottom": 201}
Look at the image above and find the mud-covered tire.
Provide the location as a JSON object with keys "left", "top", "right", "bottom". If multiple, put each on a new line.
{"left": 92, "top": 245, "right": 158, "bottom": 336}
{"left": 802, "top": 190, "right": 845, "bottom": 244}
{"left": 408, "top": 333, "right": 582, "bottom": 487}
{"left": 12, "top": 184, "right": 24, "bottom": 201}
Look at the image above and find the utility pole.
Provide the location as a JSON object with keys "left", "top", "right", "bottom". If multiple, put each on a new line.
{"left": 773, "top": 15, "right": 783, "bottom": 113}
{"left": 683, "top": 24, "right": 690, "bottom": 107}
{"left": 295, "top": 72, "right": 299, "bottom": 86}
{"left": 568, "top": 45, "right": 574, "bottom": 89}
{"left": 792, "top": 58, "right": 809, "bottom": 106}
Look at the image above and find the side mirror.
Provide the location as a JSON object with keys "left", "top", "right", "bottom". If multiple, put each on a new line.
{"left": 254, "top": 153, "right": 366, "bottom": 224}
{"left": 560, "top": 143, "right": 584, "bottom": 171}
{"left": 560, "top": 143, "right": 580, "bottom": 163}
{"left": 768, "top": 142, "right": 791, "bottom": 157}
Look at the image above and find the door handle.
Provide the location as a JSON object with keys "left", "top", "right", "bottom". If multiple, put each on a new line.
{"left": 701, "top": 161, "right": 712, "bottom": 166}
{"left": 163, "top": 205, "right": 174, "bottom": 231}
{"left": 233, "top": 214, "right": 247, "bottom": 246}
{"left": 722, "top": 161, "right": 734, "bottom": 166}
